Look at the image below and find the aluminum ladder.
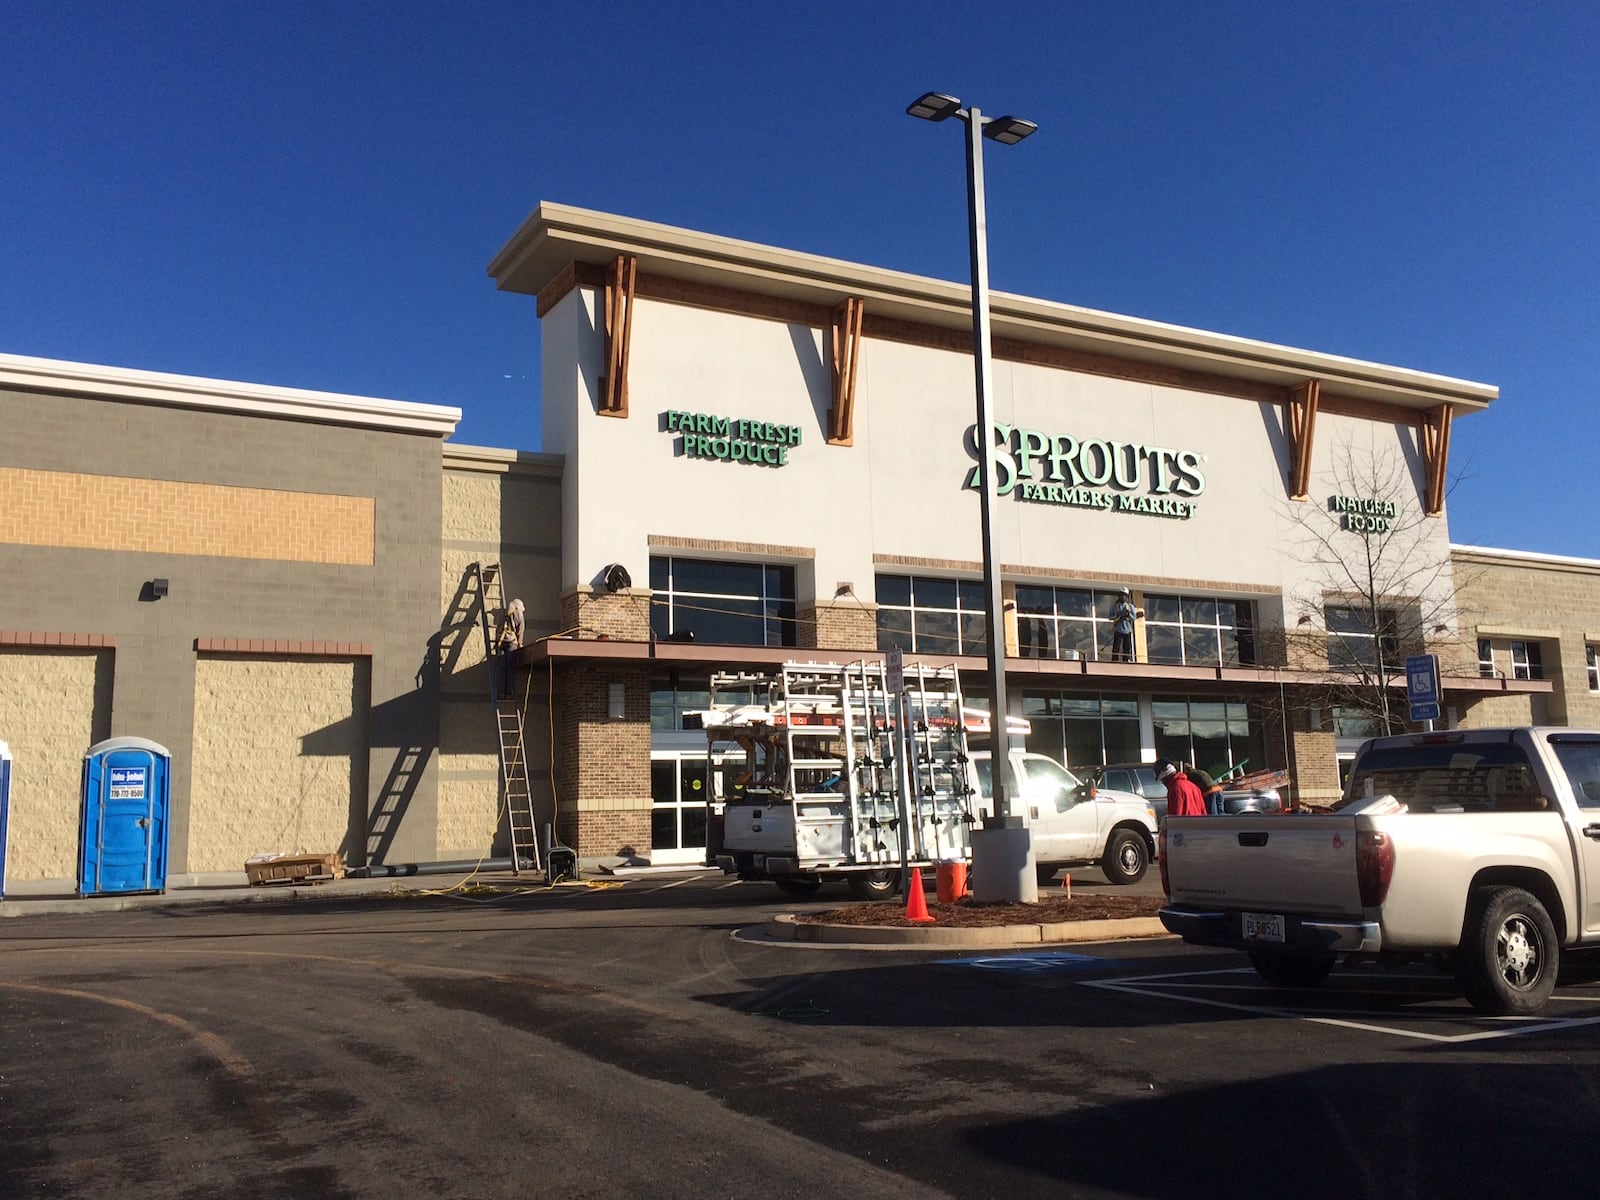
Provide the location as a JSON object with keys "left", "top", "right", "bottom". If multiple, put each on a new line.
{"left": 469, "top": 561, "right": 540, "bottom": 874}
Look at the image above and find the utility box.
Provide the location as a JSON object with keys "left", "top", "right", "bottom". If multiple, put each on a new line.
{"left": 80, "top": 737, "right": 172, "bottom": 897}
{"left": 0, "top": 740, "right": 11, "bottom": 898}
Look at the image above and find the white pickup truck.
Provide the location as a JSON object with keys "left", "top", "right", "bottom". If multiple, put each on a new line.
{"left": 971, "top": 751, "right": 1159, "bottom": 886}
{"left": 1159, "top": 727, "right": 1600, "bottom": 1014}
{"left": 718, "top": 748, "right": 1157, "bottom": 899}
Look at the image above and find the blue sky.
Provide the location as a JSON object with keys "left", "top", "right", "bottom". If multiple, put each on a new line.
{"left": 4, "top": 2, "right": 1596, "bottom": 556}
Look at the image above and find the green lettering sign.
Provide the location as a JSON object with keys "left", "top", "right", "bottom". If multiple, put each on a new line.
{"left": 662, "top": 410, "right": 800, "bottom": 468}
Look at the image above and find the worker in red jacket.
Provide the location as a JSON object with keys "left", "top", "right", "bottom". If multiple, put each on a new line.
{"left": 1158, "top": 760, "right": 1208, "bottom": 817}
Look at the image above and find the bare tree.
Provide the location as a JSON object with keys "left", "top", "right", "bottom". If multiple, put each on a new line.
{"left": 1278, "top": 435, "right": 1473, "bottom": 736}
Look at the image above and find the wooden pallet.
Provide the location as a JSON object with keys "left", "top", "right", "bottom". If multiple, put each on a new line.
{"left": 245, "top": 853, "right": 345, "bottom": 886}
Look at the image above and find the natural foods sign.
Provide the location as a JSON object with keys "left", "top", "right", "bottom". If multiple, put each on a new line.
{"left": 967, "top": 423, "right": 1207, "bottom": 520}
{"left": 664, "top": 410, "right": 800, "bottom": 467}
{"left": 1330, "top": 495, "right": 1397, "bottom": 533}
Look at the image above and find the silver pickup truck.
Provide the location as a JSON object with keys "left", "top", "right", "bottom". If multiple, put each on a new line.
{"left": 1159, "top": 727, "right": 1600, "bottom": 1014}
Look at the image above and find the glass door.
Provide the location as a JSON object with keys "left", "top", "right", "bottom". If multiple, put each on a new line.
{"left": 650, "top": 752, "right": 739, "bottom": 865}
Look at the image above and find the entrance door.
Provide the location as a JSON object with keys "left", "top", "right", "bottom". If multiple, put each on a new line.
{"left": 650, "top": 752, "right": 739, "bottom": 866}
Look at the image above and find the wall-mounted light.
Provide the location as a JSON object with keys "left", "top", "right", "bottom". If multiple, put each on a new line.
{"left": 834, "top": 582, "right": 854, "bottom": 598}
{"left": 601, "top": 563, "right": 632, "bottom": 593}
{"left": 607, "top": 681, "right": 626, "bottom": 721}
{"left": 1297, "top": 614, "right": 1313, "bottom": 626}
{"left": 140, "top": 578, "right": 169, "bottom": 602}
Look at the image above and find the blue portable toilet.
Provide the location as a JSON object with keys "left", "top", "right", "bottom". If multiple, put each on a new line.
{"left": 0, "top": 740, "right": 11, "bottom": 898}
{"left": 80, "top": 737, "right": 171, "bottom": 896}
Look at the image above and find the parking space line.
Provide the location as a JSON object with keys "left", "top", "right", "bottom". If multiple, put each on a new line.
{"left": 1083, "top": 968, "right": 1600, "bottom": 1043}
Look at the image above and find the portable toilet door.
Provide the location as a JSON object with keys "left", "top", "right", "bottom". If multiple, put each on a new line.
{"left": 0, "top": 740, "right": 11, "bottom": 898}
{"left": 80, "top": 737, "right": 171, "bottom": 896}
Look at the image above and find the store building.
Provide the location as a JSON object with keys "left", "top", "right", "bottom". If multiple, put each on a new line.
{"left": 487, "top": 204, "right": 1546, "bottom": 860}
{"left": 0, "top": 205, "right": 1561, "bottom": 888}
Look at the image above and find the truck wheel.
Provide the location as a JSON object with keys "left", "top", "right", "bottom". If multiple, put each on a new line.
{"left": 1455, "top": 885, "right": 1559, "bottom": 1015}
{"left": 1249, "top": 951, "right": 1334, "bottom": 988}
{"left": 773, "top": 876, "right": 823, "bottom": 899}
{"left": 1100, "top": 829, "right": 1149, "bottom": 885}
{"left": 847, "top": 870, "right": 900, "bottom": 901}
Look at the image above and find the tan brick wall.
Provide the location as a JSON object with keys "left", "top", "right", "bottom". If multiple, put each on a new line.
{"left": 1453, "top": 550, "right": 1600, "bottom": 730}
{"left": 188, "top": 655, "right": 367, "bottom": 871}
{"left": 0, "top": 649, "right": 108, "bottom": 882}
{"left": 0, "top": 467, "right": 374, "bottom": 565}
{"left": 797, "top": 601, "right": 877, "bottom": 651}
{"left": 555, "top": 665, "right": 652, "bottom": 857}
{"left": 1290, "top": 729, "right": 1342, "bottom": 806}
{"left": 560, "top": 588, "right": 651, "bottom": 640}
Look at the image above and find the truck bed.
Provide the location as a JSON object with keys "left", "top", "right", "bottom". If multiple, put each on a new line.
{"left": 1164, "top": 814, "right": 1367, "bottom": 916}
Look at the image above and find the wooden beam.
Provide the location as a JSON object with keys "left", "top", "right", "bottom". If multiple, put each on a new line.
{"left": 1286, "top": 379, "right": 1320, "bottom": 500}
{"left": 598, "top": 255, "right": 637, "bottom": 418}
{"left": 828, "top": 297, "right": 865, "bottom": 445}
{"left": 1421, "top": 403, "right": 1453, "bottom": 515}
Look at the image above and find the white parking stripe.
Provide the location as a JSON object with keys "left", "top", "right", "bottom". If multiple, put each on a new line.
{"left": 1083, "top": 968, "right": 1600, "bottom": 1043}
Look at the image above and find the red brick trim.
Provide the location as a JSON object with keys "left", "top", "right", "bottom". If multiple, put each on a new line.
{"left": 0, "top": 631, "right": 115, "bottom": 647}
{"left": 194, "top": 638, "right": 372, "bottom": 656}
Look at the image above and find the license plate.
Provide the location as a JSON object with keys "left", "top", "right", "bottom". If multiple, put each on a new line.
{"left": 1242, "top": 912, "right": 1285, "bottom": 943}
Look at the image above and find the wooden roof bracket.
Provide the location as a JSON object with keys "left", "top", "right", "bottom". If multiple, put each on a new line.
{"left": 1286, "top": 379, "right": 1320, "bottom": 500}
{"left": 598, "top": 254, "right": 638, "bottom": 418}
{"left": 827, "top": 296, "right": 865, "bottom": 445}
{"left": 1421, "top": 403, "right": 1453, "bottom": 516}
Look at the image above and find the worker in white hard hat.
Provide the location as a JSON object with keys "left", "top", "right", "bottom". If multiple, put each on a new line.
{"left": 1109, "top": 587, "right": 1141, "bottom": 662}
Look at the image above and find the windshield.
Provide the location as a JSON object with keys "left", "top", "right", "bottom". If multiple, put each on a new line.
{"left": 1546, "top": 735, "right": 1600, "bottom": 810}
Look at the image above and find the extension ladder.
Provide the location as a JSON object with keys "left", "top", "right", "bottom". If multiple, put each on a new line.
{"left": 469, "top": 561, "right": 541, "bottom": 874}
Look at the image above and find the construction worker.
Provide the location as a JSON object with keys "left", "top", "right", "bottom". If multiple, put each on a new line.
{"left": 1157, "top": 760, "right": 1206, "bottom": 818}
{"left": 1186, "top": 761, "right": 1226, "bottom": 815}
{"left": 495, "top": 598, "right": 525, "bottom": 699}
{"left": 1109, "top": 587, "right": 1140, "bottom": 662}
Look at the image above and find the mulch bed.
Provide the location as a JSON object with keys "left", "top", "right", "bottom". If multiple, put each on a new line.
{"left": 796, "top": 891, "right": 1164, "bottom": 929}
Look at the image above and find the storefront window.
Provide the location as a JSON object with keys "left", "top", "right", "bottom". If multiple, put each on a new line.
{"left": 1511, "top": 640, "right": 1544, "bottom": 681}
{"left": 1326, "top": 605, "right": 1398, "bottom": 671}
{"left": 1143, "top": 594, "right": 1256, "bottom": 666}
{"left": 1151, "top": 696, "right": 1261, "bottom": 777}
{"left": 1014, "top": 585, "right": 1122, "bottom": 661}
{"left": 875, "top": 574, "right": 988, "bottom": 656}
{"left": 1019, "top": 690, "right": 1140, "bottom": 769}
{"left": 650, "top": 556, "right": 796, "bottom": 647}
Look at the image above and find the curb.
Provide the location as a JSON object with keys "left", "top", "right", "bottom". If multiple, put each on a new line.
{"left": 766, "top": 912, "right": 1170, "bottom": 948}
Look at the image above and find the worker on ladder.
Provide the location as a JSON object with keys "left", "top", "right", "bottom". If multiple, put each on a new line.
{"left": 496, "top": 598, "right": 525, "bottom": 700}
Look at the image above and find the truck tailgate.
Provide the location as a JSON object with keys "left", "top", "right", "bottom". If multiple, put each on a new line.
{"left": 1165, "top": 815, "right": 1366, "bottom": 915}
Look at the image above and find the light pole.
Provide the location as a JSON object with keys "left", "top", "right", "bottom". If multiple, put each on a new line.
{"left": 907, "top": 92, "right": 1038, "bottom": 903}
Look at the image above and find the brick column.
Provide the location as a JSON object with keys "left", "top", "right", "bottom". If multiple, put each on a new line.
{"left": 553, "top": 662, "right": 652, "bottom": 860}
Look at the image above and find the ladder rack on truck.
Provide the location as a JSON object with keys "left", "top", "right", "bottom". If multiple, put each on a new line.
{"left": 698, "top": 660, "right": 979, "bottom": 901}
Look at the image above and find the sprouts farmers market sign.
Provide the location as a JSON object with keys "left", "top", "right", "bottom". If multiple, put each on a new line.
{"left": 967, "top": 423, "right": 1207, "bottom": 520}
{"left": 664, "top": 410, "right": 801, "bottom": 467}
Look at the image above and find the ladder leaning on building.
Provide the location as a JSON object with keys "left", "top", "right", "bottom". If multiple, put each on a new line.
{"left": 468, "top": 561, "right": 541, "bottom": 874}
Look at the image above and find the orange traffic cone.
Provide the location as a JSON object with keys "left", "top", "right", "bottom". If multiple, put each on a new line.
{"left": 904, "top": 869, "right": 936, "bottom": 923}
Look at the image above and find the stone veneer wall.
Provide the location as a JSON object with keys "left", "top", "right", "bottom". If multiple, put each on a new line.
{"left": 0, "top": 648, "right": 111, "bottom": 883}
{"left": 188, "top": 655, "right": 368, "bottom": 871}
{"left": 439, "top": 448, "right": 563, "bottom": 860}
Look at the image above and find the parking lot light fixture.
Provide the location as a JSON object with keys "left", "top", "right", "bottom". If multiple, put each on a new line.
{"left": 906, "top": 91, "right": 1038, "bottom": 903}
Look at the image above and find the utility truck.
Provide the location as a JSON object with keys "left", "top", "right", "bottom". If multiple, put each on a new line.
{"left": 700, "top": 660, "right": 1157, "bottom": 899}
{"left": 1160, "top": 727, "right": 1600, "bottom": 1014}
